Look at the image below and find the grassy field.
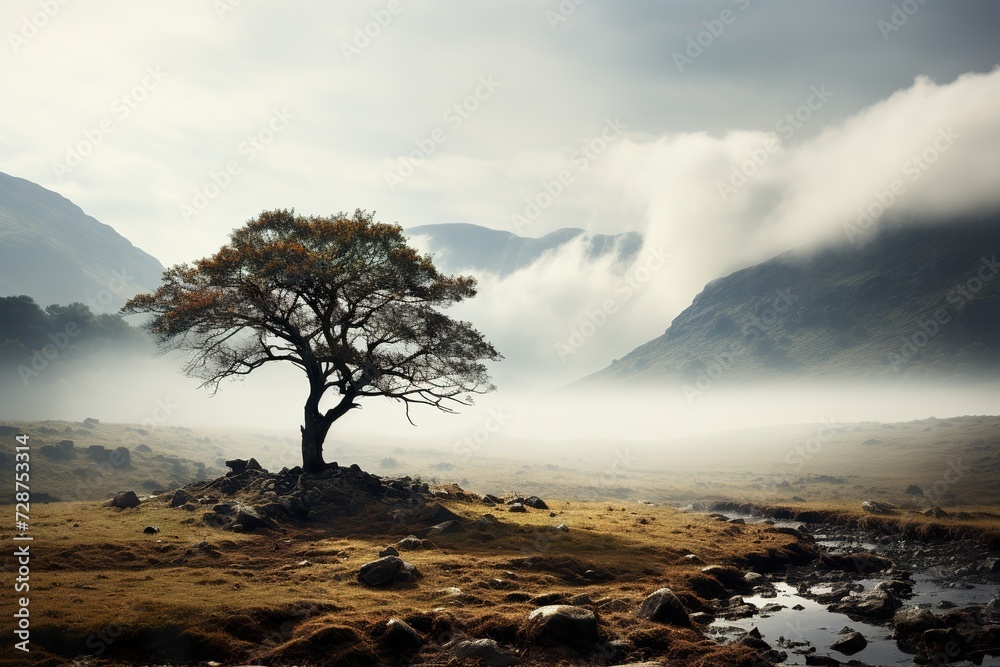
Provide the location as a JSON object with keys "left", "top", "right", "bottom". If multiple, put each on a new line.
{"left": 1, "top": 413, "right": 998, "bottom": 665}
{"left": 1, "top": 492, "right": 812, "bottom": 666}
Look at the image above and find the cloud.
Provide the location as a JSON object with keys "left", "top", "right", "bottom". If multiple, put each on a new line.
{"left": 433, "top": 69, "right": 1000, "bottom": 389}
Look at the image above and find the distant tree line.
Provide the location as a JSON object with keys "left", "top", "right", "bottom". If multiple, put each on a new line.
{"left": 0, "top": 295, "right": 149, "bottom": 384}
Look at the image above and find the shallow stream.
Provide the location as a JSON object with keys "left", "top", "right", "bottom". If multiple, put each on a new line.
{"left": 704, "top": 511, "right": 1000, "bottom": 666}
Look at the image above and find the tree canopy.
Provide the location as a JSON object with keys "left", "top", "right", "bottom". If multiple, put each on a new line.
{"left": 123, "top": 209, "right": 502, "bottom": 471}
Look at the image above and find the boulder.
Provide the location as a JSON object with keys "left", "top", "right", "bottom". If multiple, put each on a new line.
{"left": 357, "top": 556, "right": 419, "bottom": 587}
{"left": 418, "top": 503, "right": 464, "bottom": 525}
{"left": 426, "top": 520, "right": 465, "bottom": 535}
{"left": 450, "top": 638, "right": 518, "bottom": 666}
{"left": 830, "top": 583, "right": 901, "bottom": 620}
{"left": 830, "top": 629, "right": 867, "bottom": 655}
{"left": 233, "top": 505, "right": 275, "bottom": 532}
{"left": 473, "top": 514, "right": 500, "bottom": 530}
{"left": 381, "top": 618, "right": 424, "bottom": 651}
{"left": 700, "top": 565, "right": 747, "bottom": 589}
{"left": 893, "top": 608, "right": 944, "bottom": 652}
{"left": 923, "top": 506, "right": 949, "bottom": 519}
{"left": 225, "top": 458, "right": 264, "bottom": 475}
{"left": 637, "top": 588, "right": 689, "bottom": 626}
{"left": 397, "top": 535, "right": 428, "bottom": 550}
{"left": 525, "top": 605, "right": 598, "bottom": 647}
{"left": 143, "top": 526, "right": 160, "bottom": 534}
{"left": 508, "top": 503, "right": 527, "bottom": 513}
{"left": 523, "top": 496, "right": 548, "bottom": 510}
{"left": 905, "top": 484, "right": 924, "bottom": 495}
{"left": 861, "top": 499, "right": 897, "bottom": 514}
{"left": 170, "top": 489, "right": 193, "bottom": 508}
{"left": 110, "top": 446, "right": 132, "bottom": 467}
{"left": 111, "top": 490, "right": 141, "bottom": 509}
{"left": 379, "top": 546, "right": 400, "bottom": 558}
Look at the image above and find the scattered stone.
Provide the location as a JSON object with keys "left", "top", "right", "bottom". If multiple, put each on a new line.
{"left": 170, "top": 489, "right": 193, "bottom": 508}
{"left": 110, "top": 446, "right": 132, "bottom": 467}
{"left": 357, "top": 556, "right": 420, "bottom": 587}
{"left": 525, "top": 605, "right": 598, "bottom": 648}
{"left": 473, "top": 514, "right": 500, "bottom": 530}
{"left": 225, "top": 458, "right": 264, "bottom": 475}
{"left": 555, "top": 523, "right": 569, "bottom": 532}
{"left": 379, "top": 546, "right": 400, "bottom": 558}
{"left": 142, "top": 526, "right": 160, "bottom": 534}
{"left": 523, "top": 496, "right": 548, "bottom": 510}
{"left": 110, "top": 490, "right": 141, "bottom": 509}
{"left": 449, "top": 638, "right": 518, "bottom": 666}
{"left": 830, "top": 630, "right": 867, "bottom": 655}
{"left": 508, "top": 503, "right": 527, "bottom": 513}
{"left": 792, "top": 604, "right": 805, "bottom": 611}
{"left": 637, "top": 588, "right": 689, "bottom": 626}
{"left": 397, "top": 535, "right": 428, "bottom": 550}
{"left": 861, "top": 499, "right": 897, "bottom": 514}
{"left": 426, "top": 520, "right": 465, "bottom": 535}
{"left": 382, "top": 617, "right": 424, "bottom": 651}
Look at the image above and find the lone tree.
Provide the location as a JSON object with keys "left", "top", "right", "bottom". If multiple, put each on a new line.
{"left": 124, "top": 209, "right": 501, "bottom": 472}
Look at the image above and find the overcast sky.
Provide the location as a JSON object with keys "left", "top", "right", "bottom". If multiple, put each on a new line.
{"left": 4, "top": 0, "right": 1000, "bottom": 399}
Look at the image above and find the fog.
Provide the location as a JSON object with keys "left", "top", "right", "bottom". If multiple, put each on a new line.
{"left": 3, "top": 345, "right": 998, "bottom": 473}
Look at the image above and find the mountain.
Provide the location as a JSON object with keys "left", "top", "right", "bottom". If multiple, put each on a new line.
{"left": 582, "top": 214, "right": 1000, "bottom": 386}
{"left": 0, "top": 172, "right": 164, "bottom": 312}
{"left": 406, "top": 223, "right": 642, "bottom": 276}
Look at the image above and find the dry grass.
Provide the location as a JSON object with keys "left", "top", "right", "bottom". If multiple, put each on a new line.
{"left": 1, "top": 495, "right": 811, "bottom": 666}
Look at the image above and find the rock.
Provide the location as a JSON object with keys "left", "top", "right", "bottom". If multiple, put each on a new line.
{"left": 688, "top": 612, "right": 714, "bottom": 624}
{"left": 473, "top": 514, "right": 500, "bottom": 530}
{"left": 135, "top": 444, "right": 152, "bottom": 453}
{"left": 982, "top": 558, "right": 1000, "bottom": 574}
{"left": 379, "top": 546, "right": 400, "bottom": 558}
{"left": 142, "top": 526, "right": 160, "bottom": 534}
{"left": 893, "top": 608, "right": 944, "bottom": 652}
{"left": 744, "top": 572, "right": 769, "bottom": 587}
{"left": 683, "top": 553, "right": 703, "bottom": 564}
{"left": 110, "top": 446, "right": 132, "bottom": 467}
{"left": 450, "top": 638, "right": 518, "bottom": 666}
{"left": 830, "top": 630, "right": 866, "bottom": 655}
{"left": 523, "top": 496, "right": 548, "bottom": 510}
{"left": 637, "top": 588, "right": 689, "bottom": 626}
{"left": 923, "top": 506, "right": 948, "bottom": 519}
{"left": 700, "top": 565, "right": 747, "bottom": 589}
{"left": 555, "top": 523, "right": 569, "bottom": 532}
{"left": 508, "top": 503, "right": 527, "bottom": 513}
{"left": 111, "top": 490, "right": 141, "bottom": 509}
{"left": 225, "top": 458, "right": 264, "bottom": 475}
{"left": 397, "top": 535, "right": 428, "bottom": 550}
{"left": 357, "top": 556, "right": 419, "bottom": 587}
{"left": 426, "top": 520, "right": 465, "bottom": 535}
{"left": 382, "top": 617, "right": 424, "bottom": 651}
{"left": 525, "top": 605, "right": 597, "bottom": 648}
{"left": 418, "top": 503, "right": 464, "bottom": 525}
{"left": 861, "top": 499, "right": 897, "bottom": 514}
{"left": 170, "top": 489, "right": 193, "bottom": 508}
{"left": 905, "top": 484, "right": 924, "bottom": 495}
{"left": 830, "top": 583, "right": 901, "bottom": 620}
{"left": 233, "top": 505, "right": 275, "bottom": 532}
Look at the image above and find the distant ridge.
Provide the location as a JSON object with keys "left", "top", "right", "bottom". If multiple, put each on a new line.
{"left": 406, "top": 222, "right": 643, "bottom": 276}
{"left": 579, "top": 215, "right": 1000, "bottom": 386}
{"left": 0, "top": 172, "right": 164, "bottom": 311}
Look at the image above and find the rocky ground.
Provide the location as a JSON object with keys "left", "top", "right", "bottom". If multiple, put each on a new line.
{"left": 6, "top": 461, "right": 999, "bottom": 667}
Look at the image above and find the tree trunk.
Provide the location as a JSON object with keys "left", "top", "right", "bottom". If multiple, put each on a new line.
{"left": 300, "top": 415, "right": 329, "bottom": 473}
{"left": 299, "top": 383, "right": 358, "bottom": 473}
{"left": 300, "top": 385, "right": 332, "bottom": 473}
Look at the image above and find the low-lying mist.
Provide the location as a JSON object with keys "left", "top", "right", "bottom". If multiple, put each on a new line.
{"left": 3, "top": 349, "right": 997, "bottom": 473}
